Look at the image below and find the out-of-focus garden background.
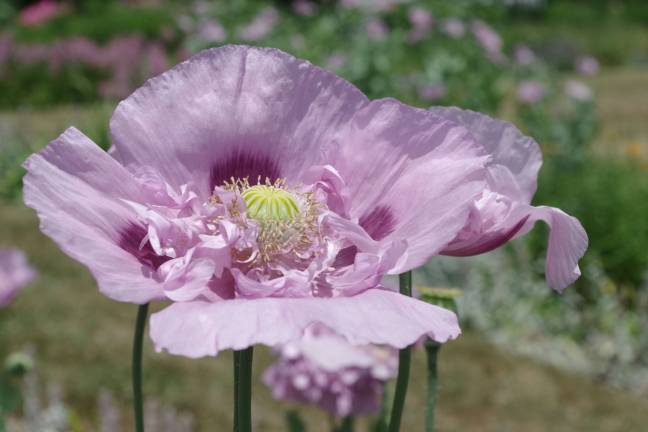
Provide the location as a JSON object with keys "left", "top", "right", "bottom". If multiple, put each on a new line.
{"left": 1, "top": 0, "right": 648, "bottom": 430}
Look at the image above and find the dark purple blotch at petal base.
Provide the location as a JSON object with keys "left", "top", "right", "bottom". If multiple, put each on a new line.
{"left": 209, "top": 151, "right": 282, "bottom": 191}
{"left": 118, "top": 223, "right": 171, "bottom": 270}
{"left": 442, "top": 215, "right": 529, "bottom": 257}
{"left": 358, "top": 205, "right": 397, "bottom": 242}
{"left": 334, "top": 205, "right": 397, "bottom": 267}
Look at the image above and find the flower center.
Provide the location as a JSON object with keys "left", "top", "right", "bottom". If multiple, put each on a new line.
{"left": 218, "top": 177, "right": 320, "bottom": 264}
{"left": 242, "top": 185, "right": 300, "bottom": 221}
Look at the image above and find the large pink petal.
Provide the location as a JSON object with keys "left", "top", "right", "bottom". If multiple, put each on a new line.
{"left": 331, "top": 99, "right": 488, "bottom": 272}
{"left": 110, "top": 45, "right": 369, "bottom": 196}
{"left": 149, "top": 288, "right": 460, "bottom": 358}
{"left": 516, "top": 205, "right": 588, "bottom": 291}
{"left": 23, "top": 128, "right": 165, "bottom": 303}
{"left": 429, "top": 106, "right": 542, "bottom": 203}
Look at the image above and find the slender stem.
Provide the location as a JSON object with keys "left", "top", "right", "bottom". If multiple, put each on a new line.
{"left": 233, "top": 347, "right": 254, "bottom": 432}
{"left": 425, "top": 342, "right": 441, "bottom": 432}
{"left": 132, "top": 303, "right": 149, "bottom": 432}
{"left": 388, "top": 271, "right": 412, "bottom": 432}
{"left": 336, "top": 416, "right": 354, "bottom": 432}
{"left": 373, "top": 385, "right": 390, "bottom": 432}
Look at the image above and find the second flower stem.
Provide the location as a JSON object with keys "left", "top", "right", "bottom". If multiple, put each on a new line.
{"left": 425, "top": 341, "right": 441, "bottom": 432}
{"left": 388, "top": 271, "right": 413, "bottom": 432}
{"left": 234, "top": 347, "right": 254, "bottom": 432}
{"left": 132, "top": 303, "right": 149, "bottom": 432}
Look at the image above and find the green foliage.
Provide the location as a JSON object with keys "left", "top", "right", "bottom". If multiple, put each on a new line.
{"left": 424, "top": 246, "right": 648, "bottom": 395}
{"left": 0, "top": 140, "right": 30, "bottom": 203}
{"left": 519, "top": 97, "right": 598, "bottom": 162}
{"left": 0, "top": 63, "right": 108, "bottom": 109}
{"left": 0, "top": 376, "right": 20, "bottom": 422}
{"left": 285, "top": 410, "right": 308, "bottom": 432}
{"left": 12, "top": 4, "right": 176, "bottom": 44}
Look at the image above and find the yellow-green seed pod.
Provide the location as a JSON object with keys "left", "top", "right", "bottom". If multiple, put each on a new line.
{"left": 242, "top": 185, "right": 300, "bottom": 221}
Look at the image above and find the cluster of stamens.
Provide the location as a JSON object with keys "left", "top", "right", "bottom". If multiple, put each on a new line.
{"left": 218, "top": 177, "right": 320, "bottom": 264}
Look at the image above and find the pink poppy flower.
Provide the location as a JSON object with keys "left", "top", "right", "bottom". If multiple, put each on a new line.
{"left": 23, "top": 46, "right": 490, "bottom": 358}
{"left": 514, "top": 44, "right": 536, "bottom": 66}
{"left": 0, "top": 248, "right": 37, "bottom": 307}
{"left": 470, "top": 20, "right": 505, "bottom": 63}
{"left": 292, "top": 0, "right": 318, "bottom": 17}
{"left": 237, "top": 7, "right": 279, "bottom": 42}
{"left": 407, "top": 7, "right": 433, "bottom": 43}
{"left": 575, "top": 56, "right": 599, "bottom": 77}
{"left": 366, "top": 18, "right": 388, "bottom": 41}
{"left": 564, "top": 80, "right": 593, "bottom": 102}
{"left": 198, "top": 20, "right": 227, "bottom": 44}
{"left": 19, "top": 0, "right": 60, "bottom": 27}
{"left": 326, "top": 52, "right": 348, "bottom": 71}
{"left": 516, "top": 80, "right": 545, "bottom": 104}
{"left": 442, "top": 18, "right": 465, "bottom": 38}
{"left": 263, "top": 324, "right": 396, "bottom": 416}
{"left": 418, "top": 83, "right": 446, "bottom": 103}
{"left": 430, "top": 107, "right": 588, "bottom": 290}
{"left": 340, "top": 0, "right": 399, "bottom": 12}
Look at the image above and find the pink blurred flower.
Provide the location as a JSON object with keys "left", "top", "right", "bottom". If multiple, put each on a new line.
{"left": 514, "top": 44, "right": 536, "bottom": 66}
{"left": 418, "top": 83, "right": 446, "bottom": 102}
{"left": 14, "top": 43, "right": 49, "bottom": 65}
{"left": 98, "top": 36, "right": 145, "bottom": 99}
{"left": 263, "top": 325, "right": 397, "bottom": 416}
{"left": 564, "top": 79, "right": 593, "bottom": 101}
{"left": 177, "top": 15, "right": 194, "bottom": 33}
{"left": 24, "top": 46, "right": 488, "bottom": 358}
{"left": 292, "top": 0, "right": 318, "bottom": 16}
{"left": 326, "top": 52, "right": 348, "bottom": 70}
{"left": 237, "top": 7, "right": 279, "bottom": 41}
{"left": 0, "top": 34, "right": 13, "bottom": 67}
{"left": 19, "top": 0, "right": 60, "bottom": 27}
{"left": 516, "top": 80, "right": 545, "bottom": 104}
{"left": 340, "top": 0, "right": 399, "bottom": 12}
{"left": 575, "top": 55, "right": 599, "bottom": 76}
{"left": 442, "top": 18, "right": 465, "bottom": 38}
{"left": 198, "top": 20, "right": 227, "bottom": 44}
{"left": 192, "top": 1, "right": 210, "bottom": 15}
{"left": 146, "top": 43, "right": 169, "bottom": 78}
{"left": 60, "top": 37, "right": 102, "bottom": 65}
{"left": 366, "top": 17, "right": 388, "bottom": 41}
{"left": 407, "top": 7, "right": 433, "bottom": 43}
{"left": 471, "top": 20, "right": 505, "bottom": 63}
{"left": 0, "top": 248, "right": 36, "bottom": 307}
{"left": 431, "top": 107, "right": 588, "bottom": 290}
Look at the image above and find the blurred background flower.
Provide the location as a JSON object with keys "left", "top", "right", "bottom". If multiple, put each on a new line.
{"left": 0, "top": 248, "right": 36, "bottom": 307}
{"left": 263, "top": 325, "right": 397, "bottom": 418}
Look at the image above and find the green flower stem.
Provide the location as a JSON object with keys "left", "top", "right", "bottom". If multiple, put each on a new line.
{"left": 132, "top": 303, "right": 149, "bottom": 432}
{"left": 234, "top": 347, "right": 254, "bottom": 432}
{"left": 336, "top": 416, "right": 355, "bottom": 432}
{"left": 388, "top": 271, "right": 413, "bottom": 432}
{"left": 425, "top": 341, "right": 441, "bottom": 432}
